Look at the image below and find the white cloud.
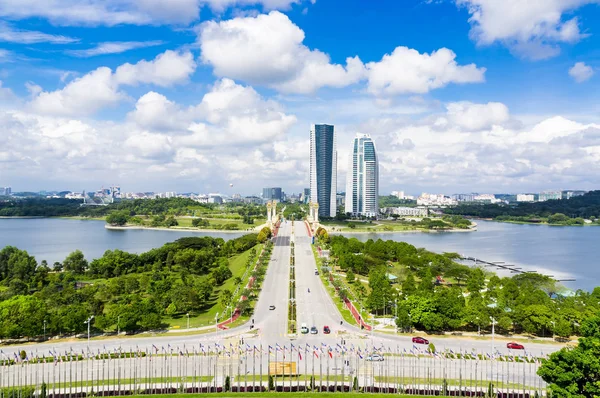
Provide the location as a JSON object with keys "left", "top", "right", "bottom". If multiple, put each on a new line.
{"left": 115, "top": 50, "right": 196, "bottom": 87}
{"left": 28, "top": 67, "right": 123, "bottom": 116}
{"left": 445, "top": 101, "right": 510, "bottom": 131}
{"left": 0, "top": 21, "right": 78, "bottom": 44}
{"left": 67, "top": 40, "right": 164, "bottom": 57}
{"left": 199, "top": 11, "right": 485, "bottom": 96}
{"left": 455, "top": 0, "right": 594, "bottom": 60}
{"left": 365, "top": 47, "right": 486, "bottom": 96}
{"left": 199, "top": 11, "right": 364, "bottom": 94}
{"left": 0, "top": 0, "right": 307, "bottom": 26}
{"left": 569, "top": 62, "right": 594, "bottom": 83}
{"left": 28, "top": 50, "right": 196, "bottom": 116}
{"left": 128, "top": 91, "right": 190, "bottom": 131}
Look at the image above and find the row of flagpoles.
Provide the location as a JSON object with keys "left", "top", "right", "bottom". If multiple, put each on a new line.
{"left": 0, "top": 343, "right": 548, "bottom": 397}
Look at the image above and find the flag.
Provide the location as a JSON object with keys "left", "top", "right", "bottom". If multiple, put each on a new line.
{"left": 328, "top": 350, "right": 333, "bottom": 359}
{"left": 299, "top": 351, "right": 303, "bottom": 360}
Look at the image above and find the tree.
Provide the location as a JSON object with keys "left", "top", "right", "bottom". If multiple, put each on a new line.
{"left": 538, "top": 313, "right": 600, "bottom": 397}
{"left": 220, "top": 289, "right": 233, "bottom": 308}
{"left": 257, "top": 227, "right": 272, "bottom": 243}
{"left": 164, "top": 216, "right": 178, "bottom": 227}
{"left": 346, "top": 269, "right": 356, "bottom": 283}
{"left": 62, "top": 250, "right": 88, "bottom": 274}
{"left": 0, "top": 295, "right": 46, "bottom": 338}
{"left": 402, "top": 272, "right": 417, "bottom": 296}
{"left": 106, "top": 211, "right": 129, "bottom": 226}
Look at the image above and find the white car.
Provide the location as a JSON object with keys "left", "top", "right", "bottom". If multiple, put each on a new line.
{"left": 366, "top": 354, "right": 384, "bottom": 361}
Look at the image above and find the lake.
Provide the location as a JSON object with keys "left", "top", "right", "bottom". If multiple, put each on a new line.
{"left": 0, "top": 218, "right": 597, "bottom": 291}
{"left": 0, "top": 218, "right": 244, "bottom": 266}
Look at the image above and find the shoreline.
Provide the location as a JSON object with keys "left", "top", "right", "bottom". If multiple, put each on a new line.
{"left": 323, "top": 222, "right": 478, "bottom": 235}
{"left": 105, "top": 224, "right": 260, "bottom": 234}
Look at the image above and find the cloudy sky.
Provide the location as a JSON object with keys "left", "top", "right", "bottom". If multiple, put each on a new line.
{"left": 1, "top": 0, "right": 600, "bottom": 196}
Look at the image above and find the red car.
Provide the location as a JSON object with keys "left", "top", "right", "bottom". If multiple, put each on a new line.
{"left": 507, "top": 342, "right": 524, "bottom": 350}
{"left": 412, "top": 336, "right": 429, "bottom": 345}
{"left": 323, "top": 326, "right": 331, "bottom": 334}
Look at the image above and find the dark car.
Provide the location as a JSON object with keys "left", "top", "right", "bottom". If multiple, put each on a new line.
{"left": 310, "top": 326, "right": 318, "bottom": 334}
{"left": 323, "top": 326, "right": 331, "bottom": 334}
{"left": 507, "top": 342, "right": 524, "bottom": 350}
{"left": 269, "top": 305, "right": 276, "bottom": 310}
{"left": 412, "top": 336, "right": 429, "bottom": 345}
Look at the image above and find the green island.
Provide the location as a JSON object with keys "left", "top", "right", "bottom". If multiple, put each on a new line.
{"left": 319, "top": 215, "right": 473, "bottom": 233}
{"left": 312, "top": 231, "right": 600, "bottom": 338}
{"left": 444, "top": 190, "right": 600, "bottom": 226}
{"left": 0, "top": 198, "right": 267, "bottom": 231}
{"left": 0, "top": 229, "right": 274, "bottom": 340}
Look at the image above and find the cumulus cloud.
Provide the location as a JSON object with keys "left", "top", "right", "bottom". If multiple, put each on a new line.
{"left": 67, "top": 40, "right": 164, "bottom": 57}
{"left": 199, "top": 11, "right": 485, "bottom": 96}
{"left": 455, "top": 0, "right": 593, "bottom": 60}
{"left": 0, "top": 0, "right": 306, "bottom": 26}
{"left": 114, "top": 50, "right": 196, "bottom": 87}
{"left": 199, "top": 11, "right": 364, "bottom": 94}
{"left": 365, "top": 47, "right": 486, "bottom": 96}
{"left": 569, "top": 62, "right": 594, "bottom": 83}
{"left": 28, "top": 50, "right": 196, "bottom": 116}
{"left": 445, "top": 101, "right": 510, "bottom": 131}
{"left": 0, "top": 21, "right": 78, "bottom": 44}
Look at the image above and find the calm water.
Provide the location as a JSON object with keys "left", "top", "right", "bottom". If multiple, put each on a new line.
{"left": 349, "top": 221, "right": 600, "bottom": 291}
{"left": 0, "top": 218, "right": 244, "bottom": 266}
{"left": 0, "top": 218, "right": 598, "bottom": 291}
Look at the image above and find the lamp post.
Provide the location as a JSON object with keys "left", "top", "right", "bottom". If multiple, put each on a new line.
{"left": 84, "top": 315, "right": 94, "bottom": 349}
{"left": 551, "top": 320, "right": 555, "bottom": 341}
{"left": 215, "top": 312, "right": 219, "bottom": 335}
{"left": 117, "top": 315, "right": 120, "bottom": 335}
{"left": 490, "top": 316, "right": 496, "bottom": 356}
{"left": 187, "top": 313, "right": 190, "bottom": 329}
{"left": 43, "top": 319, "right": 47, "bottom": 341}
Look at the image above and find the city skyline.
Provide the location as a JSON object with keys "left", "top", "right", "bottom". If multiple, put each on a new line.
{"left": 0, "top": 2, "right": 600, "bottom": 193}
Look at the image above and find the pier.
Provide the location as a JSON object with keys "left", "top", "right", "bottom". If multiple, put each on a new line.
{"left": 462, "top": 256, "right": 576, "bottom": 283}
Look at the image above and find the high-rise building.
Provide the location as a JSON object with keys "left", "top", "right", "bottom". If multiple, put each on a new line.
{"left": 262, "top": 187, "right": 283, "bottom": 202}
{"left": 302, "top": 188, "right": 310, "bottom": 204}
{"left": 345, "top": 134, "right": 379, "bottom": 217}
{"left": 310, "top": 124, "right": 337, "bottom": 218}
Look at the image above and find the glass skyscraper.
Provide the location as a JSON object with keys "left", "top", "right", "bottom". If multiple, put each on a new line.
{"left": 310, "top": 124, "right": 337, "bottom": 218}
{"left": 345, "top": 134, "right": 379, "bottom": 218}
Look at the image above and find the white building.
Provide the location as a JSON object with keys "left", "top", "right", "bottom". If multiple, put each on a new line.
{"left": 539, "top": 191, "right": 562, "bottom": 202}
{"left": 310, "top": 124, "right": 337, "bottom": 218}
{"left": 417, "top": 193, "right": 457, "bottom": 206}
{"left": 383, "top": 206, "right": 428, "bottom": 217}
{"left": 516, "top": 194, "right": 535, "bottom": 202}
{"left": 345, "top": 134, "right": 379, "bottom": 218}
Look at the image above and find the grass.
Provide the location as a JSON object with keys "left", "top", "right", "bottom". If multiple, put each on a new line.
{"left": 374, "top": 376, "right": 534, "bottom": 390}
{"left": 45, "top": 376, "right": 214, "bottom": 389}
{"left": 164, "top": 245, "right": 262, "bottom": 329}
{"left": 144, "top": 394, "right": 419, "bottom": 398}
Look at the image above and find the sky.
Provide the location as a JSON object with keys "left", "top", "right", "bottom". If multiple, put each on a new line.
{"left": 1, "top": 0, "right": 600, "bottom": 196}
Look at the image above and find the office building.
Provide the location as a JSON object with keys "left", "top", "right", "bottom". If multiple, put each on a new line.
{"left": 345, "top": 134, "right": 379, "bottom": 218}
{"left": 310, "top": 124, "right": 337, "bottom": 218}
{"left": 538, "top": 191, "right": 562, "bottom": 202}
{"left": 301, "top": 188, "right": 310, "bottom": 204}
{"left": 516, "top": 194, "right": 535, "bottom": 202}
{"left": 262, "top": 187, "right": 283, "bottom": 202}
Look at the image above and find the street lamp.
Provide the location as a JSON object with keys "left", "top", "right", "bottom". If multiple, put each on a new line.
{"left": 187, "top": 313, "right": 190, "bottom": 329}
{"left": 43, "top": 319, "right": 47, "bottom": 341}
{"left": 84, "top": 316, "right": 94, "bottom": 348}
{"left": 117, "top": 315, "right": 120, "bottom": 335}
{"left": 215, "top": 312, "right": 219, "bottom": 334}
{"left": 490, "top": 316, "right": 496, "bottom": 356}
{"left": 394, "top": 299, "right": 398, "bottom": 334}
{"left": 551, "top": 320, "right": 555, "bottom": 341}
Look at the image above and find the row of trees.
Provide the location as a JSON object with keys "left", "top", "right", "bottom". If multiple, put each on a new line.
{"left": 325, "top": 235, "right": 600, "bottom": 336}
{"left": 0, "top": 197, "right": 267, "bottom": 220}
{"left": 445, "top": 190, "right": 600, "bottom": 220}
{"left": 0, "top": 233, "right": 261, "bottom": 339}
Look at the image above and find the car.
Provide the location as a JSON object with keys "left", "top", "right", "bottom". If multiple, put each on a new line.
{"left": 314, "top": 269, "right": 319, "bottom": 275}
{"left": 366, "top": 354, "right": 384, "bottom": 361}
{"left": 323, "top": 326, "right": 331, "bottom": 334}
{"left": 310, "top": 326, "right": 318, "bottom": 334}
{"left": 412, "top": 336, "right": 429, "bottom": 345}
{"left": 507, "top": 342, "right": 525, "bottom": 350}
{"left": 300, "top": 323, "right": 309, "bottom": 334}
{"left": 269, "top": 305, "right": 276, "bottom": 310}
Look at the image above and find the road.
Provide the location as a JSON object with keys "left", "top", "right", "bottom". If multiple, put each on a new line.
{"left": 0, "top": 220, "right": 562, "bottom": 391}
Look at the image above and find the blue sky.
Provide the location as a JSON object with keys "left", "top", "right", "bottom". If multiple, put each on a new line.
{"left": 1, "top": 0, "right": 600, "bottom": 195}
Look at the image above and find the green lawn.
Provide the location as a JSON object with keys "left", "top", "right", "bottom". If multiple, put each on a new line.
{"left": 374, "top": 376, "right": 533, "bottom": 390}
{"left": 146, "top": 394, "right": 418, "bottom": 398}
{"left": 164, "top": 245, "right": 262, "bottom": 329}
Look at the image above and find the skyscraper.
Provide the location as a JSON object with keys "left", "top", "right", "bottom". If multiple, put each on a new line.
{"left": 345, "top": 134, "right": 379, "bottom": 218}
{"left": 310, "top": 124, "right": 337, "bottom": 218}
{"left": 262, "top": 187, "right": 283, "bottom": 202}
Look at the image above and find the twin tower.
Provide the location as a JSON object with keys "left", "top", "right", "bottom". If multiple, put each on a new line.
{"left": 309, "top": 124, "right": 379, "bottom": 220}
